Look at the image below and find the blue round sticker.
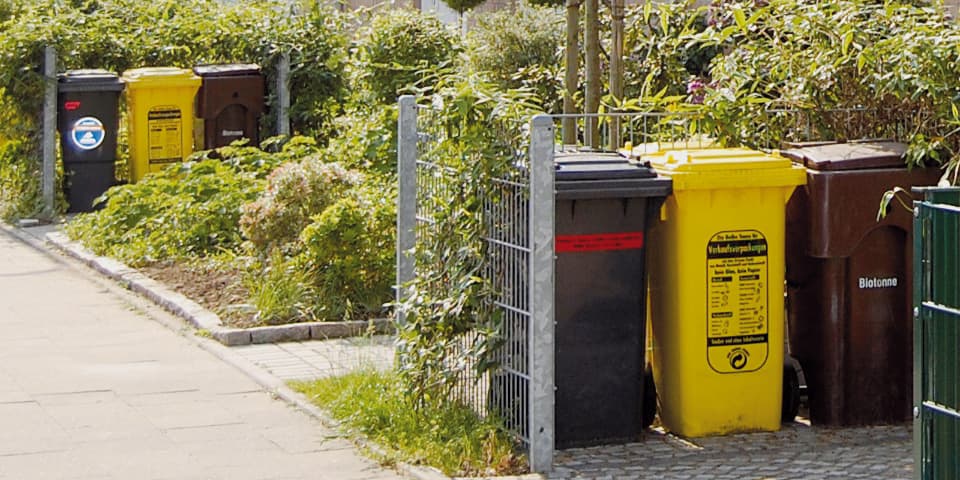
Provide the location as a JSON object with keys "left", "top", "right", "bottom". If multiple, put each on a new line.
{"left": 70, "top": 117, "right": 105, "bottom": 151}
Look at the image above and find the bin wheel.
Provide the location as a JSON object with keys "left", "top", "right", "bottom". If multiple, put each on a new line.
{"left": 642, "top": 367, "right": 657, "bottom": 429}
{"left": 782, "top": 357, "right": 801, "bottom": 423}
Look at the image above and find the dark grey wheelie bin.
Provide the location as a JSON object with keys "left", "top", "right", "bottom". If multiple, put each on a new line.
{"left": 554, "top": 152, "right": 672, "bottom": 448}
{"left": 57, "top": 69, "right": 124, "bottom": 212}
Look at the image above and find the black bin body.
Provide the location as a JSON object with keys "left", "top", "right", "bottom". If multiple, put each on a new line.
{"left": 57, "top": 70, "right": 124, "bottom": 212}
{"left": 193, "top": 64, "right": 264, "bottom": 149}
{"left": 554, "top": 152, "right": 672, "bottom": 448}
{"left": 783, "top": 141, "right": 941, "bottom": 425}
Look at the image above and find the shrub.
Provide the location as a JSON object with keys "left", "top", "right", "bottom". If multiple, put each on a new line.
{"left": 464, "top": 3, "right": 565, "bottom": 113}
{"left": 622, "top": 0, "right": 718, "bottom": 102}
{"left": 239, "top": 156, "right": 362, "bottom": 255}
{"left": 699, "top": 0, "right": 960, "bottom": 170}
{"left": 65, "top": 159, "right": 264, "bottom": 266}
{"left": 0, "top": 139, "right": 44, "bottom": 221}
{"left": 352, "top": 9, "right": 459, "bottom": 105}
{"left": 64, "top": 140, "right": 290, "bottom": 265}
{"left": 323, "top": 106, "right": 399, "bottom": 177}
{"left": 297, "top": 180, "right": 396, "bottom": 320}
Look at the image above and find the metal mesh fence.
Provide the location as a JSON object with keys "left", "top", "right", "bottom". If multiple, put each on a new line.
{"left": 396, "top": 97, "right": 546, "bottom": 461}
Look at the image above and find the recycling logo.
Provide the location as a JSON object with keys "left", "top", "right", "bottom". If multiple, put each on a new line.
{"left": 70, "top": 117, "right": 106, "bottom": 151}
{"left": 728, "top": 348, "right": 750, "bottom": 370}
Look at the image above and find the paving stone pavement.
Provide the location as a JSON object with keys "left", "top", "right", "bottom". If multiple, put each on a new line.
{"left": 232, "top": 336, "right": 394, "bottom": 382}
{"left": 8, "top": 224, "right": 917, "bottom": 480}
{"left": 548, "top": 423, "right": 912, "bottom": 479}
{"left": 0, "top": 227, "right": 404, "bottom": 480}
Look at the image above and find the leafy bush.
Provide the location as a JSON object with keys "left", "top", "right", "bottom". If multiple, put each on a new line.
{"left": 352, "top": 9, "right": 459, "bottom": 105}
{"left": 65, "top": 160, "right": 264, "bottom": 266}
{"left": 622, "top": 1, "right": 718, "bottom": 102}
{"left": 297, "top": 180, "right": 396, "bottom": 320}
{"left": 395, "top": 70, "right": 540, "bottom": 405}
{"left": 464, "top": 3, "right": 565, "bottom": 113}
{"left": 323, "top": 105, "right": 399, "bottom": 177}
{"left": 0, "top": 139, "right": 44, "bottom": 221}
{"left": 698, "top": 0, "right": 960, "bottom": 170}
{"left": 239, "top": 155, "right": 362, "bottom": 255}
{"left": 64, "top": 141, "right": 289, "bottom": 266}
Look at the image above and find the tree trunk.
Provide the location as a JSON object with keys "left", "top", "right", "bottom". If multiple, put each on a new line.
{"left": 584, "top": 0, "right": 600, "bottom": 149}
{"left": 608, "top": 0, "right": 624, "bottom": 151}
{"left": 562, "top": 0, "right": 580, "bottom": 146}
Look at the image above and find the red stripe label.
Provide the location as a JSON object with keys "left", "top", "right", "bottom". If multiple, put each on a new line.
{"left": 556, "top": 232, "right": 644, "bottom": 252}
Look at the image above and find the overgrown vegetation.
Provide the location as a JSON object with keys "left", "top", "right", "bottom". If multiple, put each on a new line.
{"left": 291, "top": 369, "right": 525, "bottom": 476}
{"left": 464, "top": 3, "right": 565, "bottom": 113}
{"left": 0, "top": 0, "right": 348, "bottom": 220}
{"left": 394, "top": 70, "right": 540, "bottom": 406}
{"left": 64, "top": 143, "right": 284, "bottom": 266}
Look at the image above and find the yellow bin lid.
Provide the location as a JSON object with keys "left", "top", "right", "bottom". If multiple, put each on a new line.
{"left": 122, "top": 67, "right": 201, "bottom": 89}
{"left": 645, "top": 147, "right": 806, "bottom": 190}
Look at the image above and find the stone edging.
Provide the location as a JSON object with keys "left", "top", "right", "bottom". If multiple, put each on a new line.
{"left": 41, "top": 231, "right": 394, "bottom": 346}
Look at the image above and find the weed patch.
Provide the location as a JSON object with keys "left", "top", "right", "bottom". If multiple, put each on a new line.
{"left": 291, "top": 369, "right": 526, "bottom": 477}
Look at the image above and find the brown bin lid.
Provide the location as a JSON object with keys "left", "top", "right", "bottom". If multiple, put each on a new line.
{"left": 193, "top": 64, "right": 261, "bottom": 77}
{"left": 782, "top": 141, "right": 907, "bottom": 171}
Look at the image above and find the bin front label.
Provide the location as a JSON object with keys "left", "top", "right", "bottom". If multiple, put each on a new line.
{"left": 70, "top": 117, "right": 105, "bottom": 151}
{"left": 147, "top": 106, "right": 183, "bottom": 164}
{"left": 706, "top": 230, "right": 769, "bottom": 374}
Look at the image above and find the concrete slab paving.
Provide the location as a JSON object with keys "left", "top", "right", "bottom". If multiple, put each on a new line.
{"left": 0, "top": 229, "right": 405, "bottom": 480}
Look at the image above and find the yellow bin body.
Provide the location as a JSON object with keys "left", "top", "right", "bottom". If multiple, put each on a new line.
{"left": 646, "top": 147, "right": 806, "bottom": 438}
{"left": 122, "top": 67, "right": 201, "bottom": 183}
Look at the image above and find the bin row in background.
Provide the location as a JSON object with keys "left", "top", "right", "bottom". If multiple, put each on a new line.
{"left": 57, "top": 65, "right": 264, "bottom": 213}
{"left": 554, "top": 141, "right": 939, "bottom": 448}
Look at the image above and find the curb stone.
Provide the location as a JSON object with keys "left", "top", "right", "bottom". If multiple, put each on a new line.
{"left": 40, "top": 230, "right": 394, "bottom": 346}
{"left": 0, "top": 222, "right": 465, "bottom": 480}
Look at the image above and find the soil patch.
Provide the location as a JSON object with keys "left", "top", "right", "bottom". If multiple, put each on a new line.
{"left": 140, "top": 260, "right": 258, "bottom": 328}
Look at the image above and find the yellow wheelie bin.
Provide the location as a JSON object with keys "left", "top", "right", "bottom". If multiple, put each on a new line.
{"left": 643, "top": 147, "right": 806, "bottom": 437}
{"left": 122, "top": 67, "right": 201, "bottom": 183}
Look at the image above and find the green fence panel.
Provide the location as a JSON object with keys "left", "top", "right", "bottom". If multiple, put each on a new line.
{"left": 914, "top": 187, "right": 960, "bottom": 480}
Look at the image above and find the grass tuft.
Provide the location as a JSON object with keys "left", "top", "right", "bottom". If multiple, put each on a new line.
{"left": 291, "top": 369, "right": 526, "bottom": 477}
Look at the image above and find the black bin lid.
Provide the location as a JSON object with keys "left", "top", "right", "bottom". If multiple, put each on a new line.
{"left": 193, "top": 64, "right": 262, "bottom": 78}
{"left": 58, "top": 69, "right": 124, "bottom": 92}
{"left": 781, "top": 141, "right": 908, "bottom": 171}
{"left": 555, "top": 153, "right": 671, "bottom": 199}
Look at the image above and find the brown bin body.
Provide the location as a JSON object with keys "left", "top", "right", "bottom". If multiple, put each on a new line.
{"left": 784, "top": 141, "right": 941, "bottom": 426}
{"left": 194, "top": 64, "right": 264, "bottom": 149}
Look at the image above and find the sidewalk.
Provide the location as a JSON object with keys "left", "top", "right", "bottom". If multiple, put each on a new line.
{"left": 0, "top": 227, "right": 404, "bottom": 480}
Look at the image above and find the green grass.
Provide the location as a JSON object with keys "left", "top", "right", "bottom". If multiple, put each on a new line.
{"left": 290, "top": 369, "right": 526, "bottom": 476}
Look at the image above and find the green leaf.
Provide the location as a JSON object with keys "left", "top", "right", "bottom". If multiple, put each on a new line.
{"left": 841, "top": 31, "right": 853, "bottom": 56}
{"left": 732, "top": 6, "right": 746, "bottom": 33}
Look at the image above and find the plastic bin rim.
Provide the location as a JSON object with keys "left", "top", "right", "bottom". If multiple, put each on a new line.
{"left": 193, "top": 63, "right": 262, "bottom": 76}
{"left": 645, "top": 148, "right": 795, "bottom": 172}
{"left": 122, "top": 67, "right": 200, "bottom": 82}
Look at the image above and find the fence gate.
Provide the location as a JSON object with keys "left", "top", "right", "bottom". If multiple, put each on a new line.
{"left": 396, "top": 96, "right": 556, "bottom": 472}
{"left": 914, "top": 187, "right": 960, "bottom": 480}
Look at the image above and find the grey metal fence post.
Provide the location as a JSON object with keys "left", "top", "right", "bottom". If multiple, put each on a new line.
{"left": 396, "top": 95, "right": 418, "bottom": 326}
{"left": 528, "top": 114, "right": 555, "bottom": 473}
{"left": 42, "top": 46, "right": 57, "bottom": 220}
